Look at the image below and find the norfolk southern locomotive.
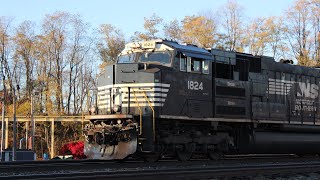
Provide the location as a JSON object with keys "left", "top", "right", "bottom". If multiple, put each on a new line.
{"left": 83, "top": 39, "right": 320, "bottom": 161}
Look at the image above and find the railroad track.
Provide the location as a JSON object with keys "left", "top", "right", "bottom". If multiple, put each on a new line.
{"left": 1, "top": 156, "right": 320, "bottom": 179}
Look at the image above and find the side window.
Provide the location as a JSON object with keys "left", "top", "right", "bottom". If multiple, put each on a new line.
{"left": 180, "top": 57, "right": 187, "bottom": 71}
{"left": 185, "top": 56, "right": 207, "bottom": 74}
{"left": 191, "top": 59, "right": 201, "bottom": 72}
{"left": 187, "top": 57, "right": 192, "bottom": 72}
{"left": 202, "top": 60, "right": 209, "bottom": 74}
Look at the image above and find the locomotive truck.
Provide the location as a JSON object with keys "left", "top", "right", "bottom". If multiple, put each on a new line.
{"left": 83, "top": 39, "right": 320, "bottom": 161}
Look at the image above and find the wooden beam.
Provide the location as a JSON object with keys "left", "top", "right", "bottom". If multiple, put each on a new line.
{"left": 51, "top": 118, "right": 54, "bottom": 159}
{"left": 25, "top": 122, "right": 29, "bottom": 149}
{"left": 0, "top": 116, "right": 89, "bottom": 122}
{"left": 5, "top": 118, "right": 8, "bottom": 149}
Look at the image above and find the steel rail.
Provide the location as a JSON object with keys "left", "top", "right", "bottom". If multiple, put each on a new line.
{"left": 2, "top": 157, "right": 320, "bottom": 179}
{"left": 3, "top": 161, "right": 320, "bottom": 180}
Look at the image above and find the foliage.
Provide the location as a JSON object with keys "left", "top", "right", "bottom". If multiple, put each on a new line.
{"left": 98, "top": 24, "right": 125, "bottom": 64}
{"left": 6, "top": 99, "right": 30, "bottom": 115}
{"left": 59, "top": 141, "right": 86, "bottom": 159}
{"left": 163, "top": 19, "right": 182, "bottom": 42}
{"left": 219, "top": 0, "right": 245, "bottom": 52}
{"left": 132, "top": 13, "right": 163, "bottom": 41}
{"left": 181, "top": 15, "right": 217, "bottom": 48}
{"left": 285, "top": 0, "right": 318, "bottom": 65}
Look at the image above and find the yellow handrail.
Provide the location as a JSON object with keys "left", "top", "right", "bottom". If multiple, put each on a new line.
{"left": 143, "top": 91, "right": 155, "bottom": 142}
{"left": 132, "top": 90, "right": 143, "bottom": 135}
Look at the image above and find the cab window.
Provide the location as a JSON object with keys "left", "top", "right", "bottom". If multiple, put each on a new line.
{"left": 187, "top": 57, "right": 206, "bottom": 73}
{"left": 202, "top": 61, "right": 209, "bottom": 74}
{"left": 191, "top": 59, "right": 201, "bottom": 72}
{"left": 180, "top": 57, "right": 187, "bottom": 71}
{"left": 179, "top": 54, "right": 209, "bottom": 74}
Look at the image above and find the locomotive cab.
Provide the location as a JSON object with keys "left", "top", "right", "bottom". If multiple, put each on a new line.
{"left": 83, "top": 39, "right": 176, "bottom": 159}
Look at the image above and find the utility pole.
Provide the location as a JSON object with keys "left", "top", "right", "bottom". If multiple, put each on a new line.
{"left": 0, "top": 65, "right": 5, "bottom": 161}
{"left": 11, "top": 84, "right": 19, "bottom": 161}
{"left": 31, "top": 92, "right": 35, "bottom": 151}
{"left": 12, "top": 87, "right": 16, "bottom": 161}
{"left": 318, "top": 31, "right": 320, "bottom": 63}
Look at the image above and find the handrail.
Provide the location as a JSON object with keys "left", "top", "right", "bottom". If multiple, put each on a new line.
{"left": 143, "top": 91, "right": 155, "bottom": 142}
{"left": 132, "top": 90, "right": 143, "bottom": 135}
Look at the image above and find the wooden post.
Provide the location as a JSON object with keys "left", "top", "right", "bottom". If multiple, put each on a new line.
{"left": 31, "top": 95, "right": 35, "bottom": 151}
{"left": 5, "top": 118, "right": 8, "bottom": 149}
{"left": 12, "top": 88, "right": 17, "bottom": 161}
{"left": 25, "top": 122, "right": 29, "bottom": 149}
{"left": 51, "top": 118, "right": 54, "bottom": 159}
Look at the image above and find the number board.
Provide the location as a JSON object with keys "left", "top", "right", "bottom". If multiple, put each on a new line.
{"left": 142, "top": 41, "right": 156, "bottom": 49}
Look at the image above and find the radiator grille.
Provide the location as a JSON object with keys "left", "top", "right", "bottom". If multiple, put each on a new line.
{"left": 216, "top": 86, "right": 245, "bottom": 97}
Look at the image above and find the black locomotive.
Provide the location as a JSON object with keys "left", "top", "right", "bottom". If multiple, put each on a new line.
{"left": 83, "top": 39, "right": 320, "bottom": 161}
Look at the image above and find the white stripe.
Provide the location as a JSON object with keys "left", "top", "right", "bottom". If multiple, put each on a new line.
{"left": 270, "top": 91, "right": 287, "bottom": 95}
{"left": 98, "top": 88, "right": 169, "bottom": 94}
{"left": 122, "top": 98, "right": 166, "bottom": 102}
{"left": 268, "top": 78, "right": 295, "bottom": 84}
{"left": 267, "top": 78, "right": 295, "bottom": 95}
{"left": 269, "top": 82, "right": 293, "bottom": 86}
{"left": 97, "top": 83, "right": 170, "bottom": 108}
{"left": 99, "top": 97, "right": 166, "bottom": 104}
{"left": 98, "top": 83, "right": 170, "bottom": 90}
{"left": 122, "top": 103, "right": 164, "bottom": 107}
{"left": 99, "top": 93, "right": 168, "bottom": 99}
{"left": 122, "top": 88, "right": 169, "bottom": 93}
{"left": 122, "top": 93, "right": 167, "bottom": 98}
{"left": 99, "top": 103, "right": 164, "bottom": 108}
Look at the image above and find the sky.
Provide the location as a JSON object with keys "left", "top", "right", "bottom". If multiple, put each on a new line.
{"left": 1, "top": 0, "right": 295, "bottom": 38}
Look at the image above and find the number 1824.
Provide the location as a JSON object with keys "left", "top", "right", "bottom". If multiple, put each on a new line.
{"left": 187, "top": 81, "right": 203, "bottom": 90}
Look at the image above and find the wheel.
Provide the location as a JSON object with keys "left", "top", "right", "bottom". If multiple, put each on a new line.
{"left": 176, "top": 151, "right": 192, "bottom": 161}
{"left": 208, "top": 152, "right": 222, "bottom": 161}
{"left": 176, "top": 144, "right": 194, "bottom": 161}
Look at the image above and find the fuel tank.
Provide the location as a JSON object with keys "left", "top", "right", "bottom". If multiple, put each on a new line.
{"left": 239, "top": 128, "right": 320, "bottom": 154}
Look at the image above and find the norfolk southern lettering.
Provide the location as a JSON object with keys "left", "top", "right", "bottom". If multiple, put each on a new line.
{"left": 297, "top": 82, "right": 319, "bottom": 99}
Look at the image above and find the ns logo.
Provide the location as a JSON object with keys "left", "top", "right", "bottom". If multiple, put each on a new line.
{"left": 297, "top": 82, "right": 319, "bottom": 99}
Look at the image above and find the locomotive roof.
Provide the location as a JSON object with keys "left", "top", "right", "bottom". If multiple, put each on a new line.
{"left": 262, "top": 57, "right": 320, "bottom": 77}
{"left": 162, "top": 40, "right": 212, "bottom": 60}
{"left": 162, "top": 40, "right": 320, "bottom": 77}
{"left": 125, "top": 39, "right": 320, "bottom": 77}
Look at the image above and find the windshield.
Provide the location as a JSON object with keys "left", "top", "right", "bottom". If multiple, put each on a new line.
{"left": 118, "top": 53, "right": 136, "bottom": 63}
{"left": 138, "top": 51, "right": 171, "bottom": 64}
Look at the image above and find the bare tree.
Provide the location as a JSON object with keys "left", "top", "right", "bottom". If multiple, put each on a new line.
{"left": 65, "top": 15, "right": 92, "bottom": 115}
{"left": 245, "top": 17, "right": 267, "bottom": 56}
{"left": 0, "top": 16, "right": 16, "bottom": 96}
{"left": 163, "top": 19, "right": 182, "bottom": 42}
{"left": 285, "top": 0, "right": 314, "bottom": 66}
{"left": 41, "top": 12, "right": 70, "bottom": 114}
{"left": 97, "top": 24, "right": 125, "bottom": 65}
{"left": 220, "top": 0, "right": 246, "bottom": 51}
{"left": 13, "top": 21, "right": 37, "bottom": 100}
{"left": 263, "top": 16, "right": 289, "bottom": 60}
{"left": 310, "top": 0, "right": 320, "bottom": 62}
{"left": 132, "top": 13, "right": 163, "bottom": 41}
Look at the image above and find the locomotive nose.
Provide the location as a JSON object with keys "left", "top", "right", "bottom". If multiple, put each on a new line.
{"left": 97, "top": 63, "right": 160, "bottom": 115}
